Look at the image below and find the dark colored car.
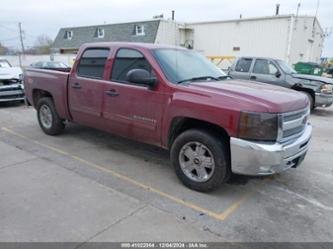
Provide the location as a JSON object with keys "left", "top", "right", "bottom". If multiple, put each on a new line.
{"left": 30, "top": 61, "right": 71, "bottom": 72}
{"left": 24, "top": 43, "right": 311, "bottom": 192}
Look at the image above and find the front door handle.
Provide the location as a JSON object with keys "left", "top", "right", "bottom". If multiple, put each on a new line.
{"left": 71, "top": 82, "right": 82, "bottom": 89}
{"left": 250, "top": 76, "right": 257, "bottom": 80}
{"left": 105, "top": 89, "right": 119, "bottom": 97}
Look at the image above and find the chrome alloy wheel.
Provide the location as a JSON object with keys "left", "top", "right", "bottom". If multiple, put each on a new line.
{"left": 179, "top": 141, "right": 215, "bottom": 182}
{"left": 39, "top": 104, "right": 53, "bottom": 129}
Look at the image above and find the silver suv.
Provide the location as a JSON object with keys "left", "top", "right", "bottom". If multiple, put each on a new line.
{"left": 229, "top": 57, "right": 333, "bottom": 110}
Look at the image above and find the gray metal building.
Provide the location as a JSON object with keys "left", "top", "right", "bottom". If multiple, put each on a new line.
{"left": 52, "top": 20, "right": 161, "bottom": 53}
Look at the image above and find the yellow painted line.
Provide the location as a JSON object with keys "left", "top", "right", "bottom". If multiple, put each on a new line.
{"left": 216, "top": 192, "right": 255, "bottom": 220}
{"left": 1, "top": 126, "right": 254, "bottom": 221}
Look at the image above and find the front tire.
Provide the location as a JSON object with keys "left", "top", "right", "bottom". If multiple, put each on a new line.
{"left": 37, "top": 97, "right": 65, "bottom": 135}
{"left": 170, "top": 129, "right": 230, "bottom": 192}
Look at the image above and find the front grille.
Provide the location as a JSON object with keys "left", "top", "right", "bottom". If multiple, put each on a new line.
{"left": 0, "top": 87, "right": 21, "bottom": 92}
{"left": 0, "top": 94, "right": 24, "bottom": 100}
{"left": 280, "top": 107, "right": 309, "bottom": 142}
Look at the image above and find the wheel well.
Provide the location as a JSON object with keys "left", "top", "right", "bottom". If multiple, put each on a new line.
{"left": 32, "top": 89, "right": 53, "bottom": 107}
{"left": 292, "top": 86, "right": 315, "bottom": 100}
{"left": 168, "top": 117, "right": 230, "bottom": 149}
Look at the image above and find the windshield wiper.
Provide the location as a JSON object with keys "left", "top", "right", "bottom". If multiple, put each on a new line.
{"left": 177, "top": 76, "right": 219, "bottom": 84}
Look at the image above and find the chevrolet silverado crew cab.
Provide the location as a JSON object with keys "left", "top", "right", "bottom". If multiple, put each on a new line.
{"left": 24, "top": 43, "right": 312, "bottom": 192}
{"left": 229, "top": 57, "right": 333, "bottom": 110}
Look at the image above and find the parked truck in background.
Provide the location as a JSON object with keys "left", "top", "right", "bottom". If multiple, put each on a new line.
{"left": 228, "top": 57, "right": 333, "bottom": 110}
{"left": 24, "top": 43, "right": 312, "bottom": 192}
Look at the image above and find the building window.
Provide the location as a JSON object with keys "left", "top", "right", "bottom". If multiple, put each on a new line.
{"left": 94, "top": 28, "right": 105, "bottom": 38}
{"left": 134, "top": 25, "right": 145, "bottom": 36}
{"left": 64, "top": 31, "right": 73, "bottom": 40}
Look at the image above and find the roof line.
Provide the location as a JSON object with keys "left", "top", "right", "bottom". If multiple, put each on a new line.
{"left": 59, "top": 19, "right": 161, "bottom": 30}
{"left": 186, "top": 14, "right": 318, "bottom": 25}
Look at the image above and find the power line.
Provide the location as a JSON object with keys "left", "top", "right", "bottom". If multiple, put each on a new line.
{"left": 0, "top": 36, "right": 19, "bottom": 42}
{"left": 0, "top": 24, "right": 18, "bottom": 33}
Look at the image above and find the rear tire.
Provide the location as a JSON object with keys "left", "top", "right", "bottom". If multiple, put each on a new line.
{"left": 170, "top": 129, "right": 230, "bottom": 192}
{"left": 37, "top": 97, "right": 65, "bottom": 135}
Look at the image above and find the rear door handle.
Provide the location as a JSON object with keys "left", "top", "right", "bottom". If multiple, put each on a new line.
{"left": 71, "top": 82, "right": 82, "bottom": 89}
{"left": 250, "top": 76, "right": 257, "bottom": 80}
{"left": 105, "top": 89, "right": 119, "bottom": 97}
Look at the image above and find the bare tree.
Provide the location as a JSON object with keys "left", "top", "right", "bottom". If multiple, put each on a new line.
{"left": 34, "top": 34, "right": 53, "bottom": 54}
{"left": 0, "top": 42, "right": 10, "bottom": 55}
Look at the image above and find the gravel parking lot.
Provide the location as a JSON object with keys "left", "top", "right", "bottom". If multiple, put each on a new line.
{"left": 0, "top": 103, "right": 332, "bottom": 243}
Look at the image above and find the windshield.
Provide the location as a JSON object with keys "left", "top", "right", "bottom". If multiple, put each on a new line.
{"left": 0, "top": 60, "right": 12, "bottom": 68}
{"left": 277, "top": 60, "right": 296, "bottom": 74}
{"left": 153, "top": 48, "right": 226, "bottom": 84}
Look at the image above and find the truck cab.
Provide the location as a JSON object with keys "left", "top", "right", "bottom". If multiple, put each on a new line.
{"left": 24, "top": 43, "right": 312, "bottom": 192}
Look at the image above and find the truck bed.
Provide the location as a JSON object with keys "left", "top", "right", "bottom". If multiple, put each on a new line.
{"left": 24, "top": 68, "right": 71, "bottom": 120}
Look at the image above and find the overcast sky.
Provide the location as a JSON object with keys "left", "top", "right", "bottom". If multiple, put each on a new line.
{"left": 1, "top": 0, "right": 332, "bottom": 56}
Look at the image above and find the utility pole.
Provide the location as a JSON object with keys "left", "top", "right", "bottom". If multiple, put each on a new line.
{"left": 18, "top": 22, "right": 25, "bottom": 55}
{"left": 18, "top": 22, "right": 25, "bottom": 67}
{"left": 315, "top": 0, "right": 320, "bottom": 19}
{"left": 296, "top": 2, "right": 301, "bottom": 17}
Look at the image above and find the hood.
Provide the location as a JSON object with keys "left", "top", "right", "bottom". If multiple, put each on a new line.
{"left": 291, "top": 73, "right": 333, "bottom": 84}
{"left": 0, "top": 67, "right": 23, "bottom": 80}
{"left": 189, "top": 80, "right": 308, "bottom": 113}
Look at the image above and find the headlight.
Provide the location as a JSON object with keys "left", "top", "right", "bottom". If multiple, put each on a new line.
{"left": 238, "top": 111, "right": 279, "bottom": 142}
{"left": 19, "top": 74, "right": 24, "bottom": 81}
{"left": 320, "top": 84, "right": 333, "bottom": 94}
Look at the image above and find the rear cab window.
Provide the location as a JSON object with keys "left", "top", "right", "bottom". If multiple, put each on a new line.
{"left": 77, "top": 48, "right": 110, "bottom": 79}
{"left": 110, "top": 48, "right": 154, "bottom": 85}
{"left": 235, "top": 58, "right": 253, "bottom": 72}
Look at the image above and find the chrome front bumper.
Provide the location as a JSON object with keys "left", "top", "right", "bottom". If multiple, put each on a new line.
{"left": 230, "top": 123, "right": 312, "bottom": 175}
{"left": 315, "top": 93, "right": 333, "bottom": 107}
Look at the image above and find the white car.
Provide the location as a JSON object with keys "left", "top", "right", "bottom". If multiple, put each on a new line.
{"left": 0, "top": 59, "right": 25, "bottom": 103}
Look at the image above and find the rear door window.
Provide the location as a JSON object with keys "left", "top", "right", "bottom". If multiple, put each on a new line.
{"left": 235, "top": 58, "right": 253, "bottom": 72}
{"left": 77, "top": 48, "right": 110, "bottom": 79}
{"left": 253, "top": 59, "right": 278, "bottom": 75}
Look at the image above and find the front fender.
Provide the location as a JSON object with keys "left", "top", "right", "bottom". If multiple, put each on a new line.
{"left": 160, "top": 92, "right": 239, "bottom": 147}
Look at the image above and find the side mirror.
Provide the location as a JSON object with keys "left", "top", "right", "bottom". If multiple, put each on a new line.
{"left": 275, "top": 71, "right": 282, "bottom": 78}
{"left": 126, "top": 69, "right": 158, "bottom": 89}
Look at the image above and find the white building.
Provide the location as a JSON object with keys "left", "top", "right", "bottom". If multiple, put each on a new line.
{"left": 183, "top": 14, "right": 324, "bottom": 65}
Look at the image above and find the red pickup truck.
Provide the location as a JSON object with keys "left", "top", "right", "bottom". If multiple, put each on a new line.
{"left": 24, "top": 42, "right": 312, "bottom": 192}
